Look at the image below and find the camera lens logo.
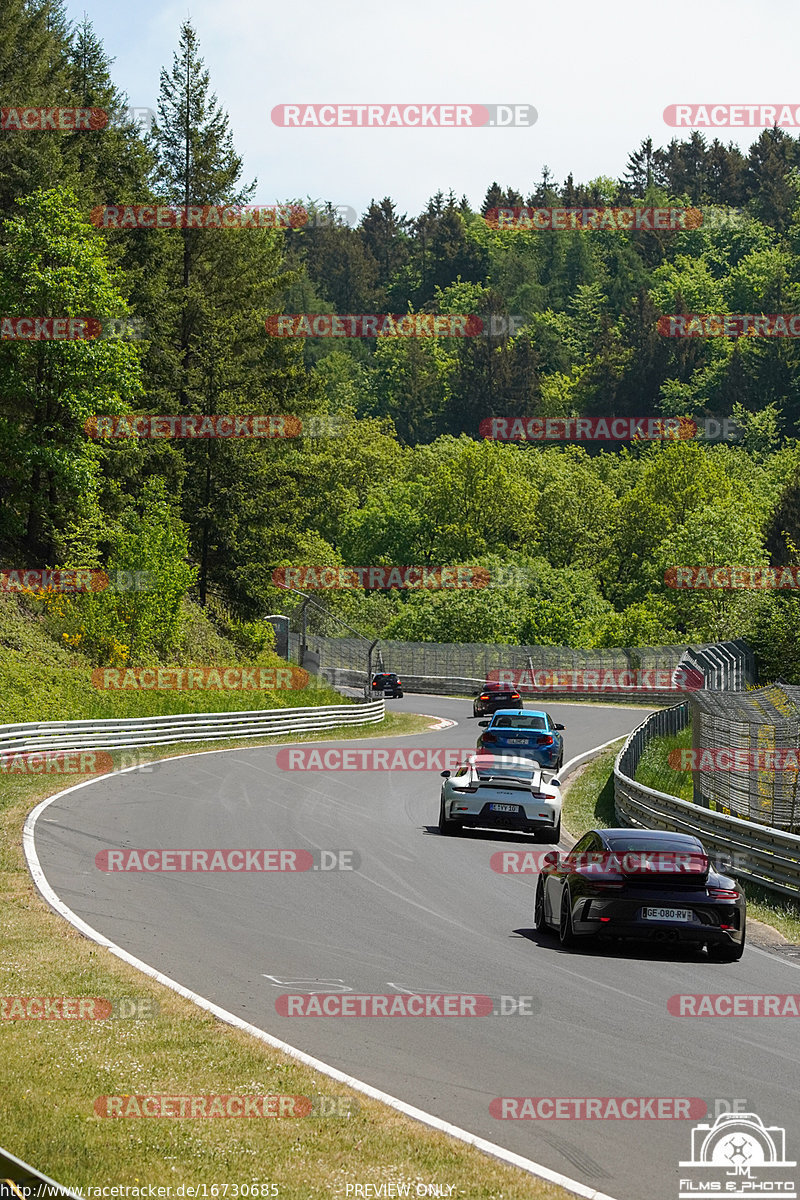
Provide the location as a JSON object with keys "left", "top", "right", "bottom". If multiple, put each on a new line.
{"left": 679, "top": 1112, "right": 796, "bottom": 1198}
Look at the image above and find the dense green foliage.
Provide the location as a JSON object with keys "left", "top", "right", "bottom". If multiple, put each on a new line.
{"left": 1, "top": 3, "right": 799, "bottom": 680}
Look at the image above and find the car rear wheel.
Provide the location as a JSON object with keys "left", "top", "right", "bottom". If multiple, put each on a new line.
{"left": 438, "top": 798, "right": 461, "bottom": 837}
{"left": 707, "top": 931, "right": 745, "bottom": 962}
{"left": 538, "top": 818, "right": 561, "bottom": 844}
{"left": 534, "top": 878, "right": 548, "bottom": 932}
{"left": 559, "top": 888, "right": 576, "bottom": 946}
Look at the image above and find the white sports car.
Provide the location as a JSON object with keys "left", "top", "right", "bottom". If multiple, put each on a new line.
{"left": 438, "top": 753, "right": 562, "bottom": 841}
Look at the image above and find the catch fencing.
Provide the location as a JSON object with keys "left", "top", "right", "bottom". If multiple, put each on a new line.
{"left": 615, "top": 705, "right": 800, "bottom": 898}
{"left": 289, "top": 634, "right": 755, "bottom": 703}
{"left": 689, "top": 684, "right": 800, "bottom": 831}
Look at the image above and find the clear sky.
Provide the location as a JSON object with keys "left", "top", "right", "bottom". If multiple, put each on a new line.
{"left": 65, "top": 0, "right": 800, "bottom": 220}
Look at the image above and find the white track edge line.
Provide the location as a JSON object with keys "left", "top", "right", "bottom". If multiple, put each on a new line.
{"left": 22, "top": 740, "right": 621, "bottom": 1200}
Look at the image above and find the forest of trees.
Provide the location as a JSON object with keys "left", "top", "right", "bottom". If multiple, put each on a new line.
{"left": 1, "top": 0, "right": 799, "bottom": 681}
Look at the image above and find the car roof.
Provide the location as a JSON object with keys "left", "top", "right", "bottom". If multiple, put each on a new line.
{"left": 599, "top": 829, "right": 705, "bottom": 849}
{"left": 491, "top": 708, "right": 545, "bottom": 717}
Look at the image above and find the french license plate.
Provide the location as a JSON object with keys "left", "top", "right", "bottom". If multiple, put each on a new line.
{"left": 642, "top": 907, "right": 692, "bottom": 922}
{"left": 490, "top": 803, "right": 520, "bottom": 813}
{"left": 507, "top": 738, "right": 528, "bottom": 744}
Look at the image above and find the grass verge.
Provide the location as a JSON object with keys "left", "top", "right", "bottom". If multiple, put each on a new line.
{"left": 1, "top": 710, "right": 575, "bottom": 1199}
{"left": 561, "top": 738, "right": 800, "bottom": 943}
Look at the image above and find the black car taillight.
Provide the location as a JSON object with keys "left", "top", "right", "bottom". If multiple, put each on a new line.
{"left": 482, "top": 732, "right": 497, "bottom": 743}
{"left": 708, "top": 887, "right": 740, "bottom": 900}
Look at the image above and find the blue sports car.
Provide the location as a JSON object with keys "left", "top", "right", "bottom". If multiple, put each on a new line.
{"left": 476, "top": 709, "right": 565, "bottom": 770}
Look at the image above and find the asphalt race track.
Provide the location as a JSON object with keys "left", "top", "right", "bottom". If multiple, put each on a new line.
{"left": 31, "top": 696, "right": 800, "bottom": 1200}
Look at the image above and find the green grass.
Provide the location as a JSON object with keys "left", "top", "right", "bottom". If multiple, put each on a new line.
{"left": 561, "top": 742, "right": 624, "bottom": 834}
{"left": 0, "top": 592, "right": 349, "bottom": 723}
{"left": 634, "top": 726, "right": 694, "bottom": 801}
{"left": 562, "top": 735, "right": 800, "bottom": 943}
{"left": 0, "top": 695, "right": 574, "bottom": 1198}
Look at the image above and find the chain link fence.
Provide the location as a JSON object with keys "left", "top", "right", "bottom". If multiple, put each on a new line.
{"left": 286, "top": 633, "right": 755, "bottom": 702}
{"left": 691, "top": 683, "right": 800, "bottom": 831}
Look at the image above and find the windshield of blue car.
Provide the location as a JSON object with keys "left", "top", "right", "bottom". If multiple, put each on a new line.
{"left": 490, "top": 715, "right": 547, "bottom": 730}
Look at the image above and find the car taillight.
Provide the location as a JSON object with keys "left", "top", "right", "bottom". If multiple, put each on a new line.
{"left": 480, "top": 694, "right": 489, "bottom": 700}
{"left": 536, "top": 736, "right": 554, "bottom": 746}
{"left": 708, "top": 887, "right": 739, "bottom": 900}
{"left": 482, "top": 732, "right": 497, "bottom": 743}
{"left": 396, "top": 679, "right": 402, "bottom": 685}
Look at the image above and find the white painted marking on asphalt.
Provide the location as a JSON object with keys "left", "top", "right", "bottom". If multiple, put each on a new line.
{"left": 23, "top": 751, "right": 622, "bottom": 1200}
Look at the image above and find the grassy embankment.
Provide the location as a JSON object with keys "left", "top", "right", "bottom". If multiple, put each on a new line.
{"left": 1, "top": 594, "right": 573, "bottom": 1198}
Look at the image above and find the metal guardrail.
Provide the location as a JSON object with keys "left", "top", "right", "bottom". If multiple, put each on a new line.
{"left": 614, "top": 706, "right": 800, "bottom": 899}
{"left": 0, "top": 702, "right": 385, "bottom": 756}
{"left": 321, "top": 669, "right": 715, "bottom": 706}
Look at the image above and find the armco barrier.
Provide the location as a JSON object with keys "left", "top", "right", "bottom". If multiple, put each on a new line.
{"left": 323, "top": 669, "right": 693, "bottom": 705}
{"left": 0, "top": 701, "right": 385, "bottom": 757}
{"left": 614, "top": 706, "right": 800, "bottom": 898}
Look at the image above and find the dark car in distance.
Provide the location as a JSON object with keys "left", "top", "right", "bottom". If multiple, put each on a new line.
{"left": 472, "top": 683, "right": 523, "bottom": 718}
{"left": 371, "top": 672, "right": 403, "bottom": 698}
{"left": 534, "top": 828, "right": 746, "bottom": 961}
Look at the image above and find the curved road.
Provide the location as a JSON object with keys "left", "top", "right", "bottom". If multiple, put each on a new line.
{"left": 32, "top": 697, "right": 800, "bottom": 1200}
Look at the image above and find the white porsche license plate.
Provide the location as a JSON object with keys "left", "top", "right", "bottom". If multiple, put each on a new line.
{"left": 490, "top": 803, "right": 520, "bottom": 813}
{"left": 642, "top": 907, "right": 691, "bottom": 922}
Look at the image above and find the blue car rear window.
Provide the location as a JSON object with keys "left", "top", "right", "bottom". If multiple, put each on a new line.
{"left": 491, "top": 715, "right": 547, "bottom": 730}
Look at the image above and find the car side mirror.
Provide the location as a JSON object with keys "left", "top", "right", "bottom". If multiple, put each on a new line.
{"left": 554, "top": 723, "right": 565, "bottom": 730}
{"left": 550, "top": 778, "right": 561, "bottom": 787}
{"left": 541, "top": 851, "right": 559, "bottom": 869}
{"left": 440, "top": 770, "right": 451, "bottom": 778}
{"left": 716, "top": 854, "right": 733, "bottom": 873}
{"left": 478, "top": 720, "right": 489, "bottom": 727}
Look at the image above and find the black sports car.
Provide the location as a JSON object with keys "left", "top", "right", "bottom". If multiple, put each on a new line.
{"left": 534, "top": 828, "right": 745, "bottom": 961}
{"left": 472, "top": 684, "right": 523, "bottom": 718}
{"left": 371, "top": 672, "right": 403, "bottom": 698}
